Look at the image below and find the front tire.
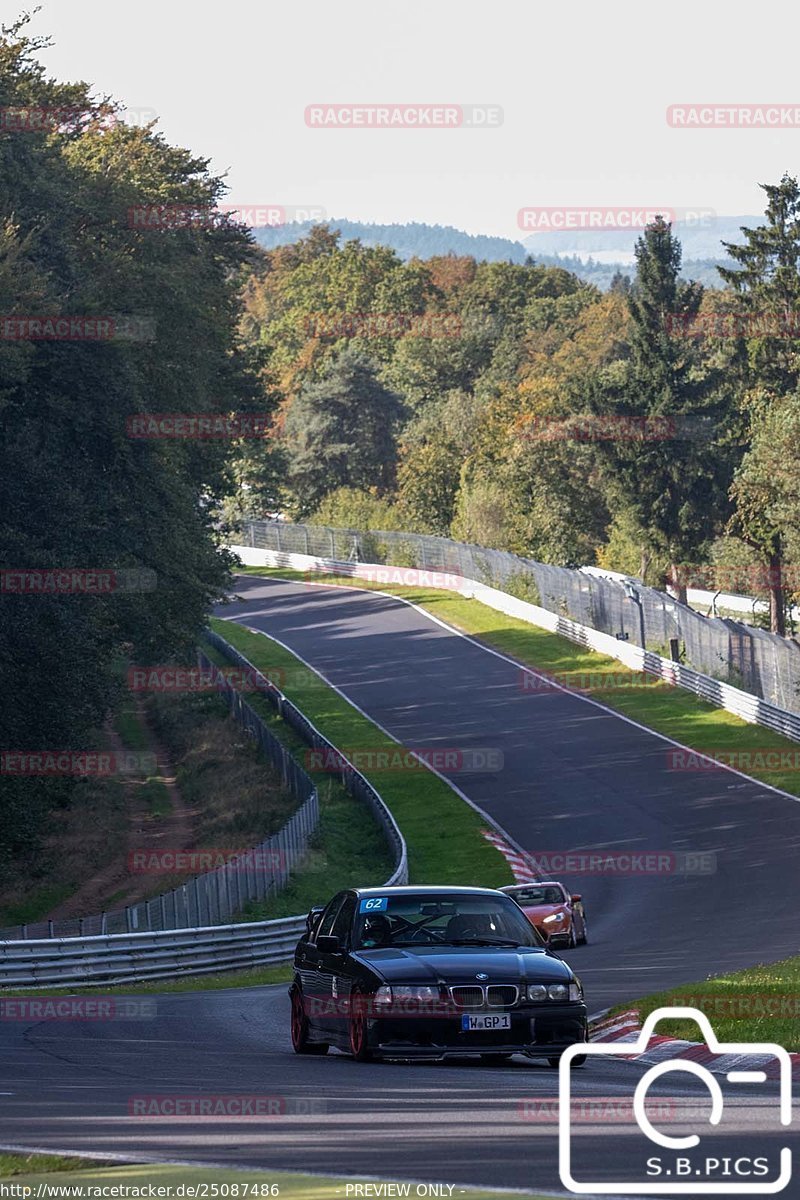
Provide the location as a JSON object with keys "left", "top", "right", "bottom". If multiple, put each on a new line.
{"left": 290, "top": 987, "right": 329, "bottom": 1055}
{"left": 349, "top": 989, "right": 372, "bottom": 1061}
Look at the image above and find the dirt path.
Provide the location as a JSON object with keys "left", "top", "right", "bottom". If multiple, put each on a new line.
{"left": 46, "top": 698, "right": 196, "bottom": 921}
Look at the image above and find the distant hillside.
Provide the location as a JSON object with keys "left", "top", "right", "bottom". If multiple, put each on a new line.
{"left": 522, "top": 215, "right": 759, "bottom": 263}
{"left": 252, "top": 220, "right": 529, "bottom": 263}
{"left": 250, "top": 218, "right": 754, "bottom": 290}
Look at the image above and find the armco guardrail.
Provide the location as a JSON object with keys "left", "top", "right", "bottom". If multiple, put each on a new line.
{"left": 0, "top": 916, "right": 307, "bottom": 989}
{"left": 0, "top": 632, "right": 408, "bottom": 987}
{"left": 231, "top": 527, "right": 800, "bottom": 745}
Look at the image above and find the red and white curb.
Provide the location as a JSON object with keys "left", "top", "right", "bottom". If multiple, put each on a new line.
{"left": 590, "top": 1009, "right": 800, "bottom": 1080}
{"left": 482, "top": 830, "right": 537, "bottom": 882}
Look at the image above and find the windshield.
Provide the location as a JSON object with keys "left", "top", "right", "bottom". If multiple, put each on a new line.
{"left": 512, "top": 885, "right": 566, "bottom": 906}
{"left": 352, "top": 892, "right": 544, "bottom": 950}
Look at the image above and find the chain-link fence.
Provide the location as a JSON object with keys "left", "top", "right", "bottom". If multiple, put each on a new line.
{"left": 241, "top": 519, "right": 800, "bottom": 715}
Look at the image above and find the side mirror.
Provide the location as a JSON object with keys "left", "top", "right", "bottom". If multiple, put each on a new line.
{"left": 316, "top": 934, "right": 341, "bottom": 954}
{"left": 571, "top": 894, "right": 582, "bottom": 903}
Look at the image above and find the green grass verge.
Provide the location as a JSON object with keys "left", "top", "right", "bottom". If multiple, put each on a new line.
{"left": 2, "top": 1160, "right": 550, "bottom": 1199}
{"left": 0, "top": 1154, "right": 101, "bottom": 1177}
{"left": 208, "top": 617, "right": 511, "bottom": 889}
{"left": 234, "top": 566, "right": 800, "bottom": 799}
{"left": 609, "top": 953, "right": 800, "bottom": 1052}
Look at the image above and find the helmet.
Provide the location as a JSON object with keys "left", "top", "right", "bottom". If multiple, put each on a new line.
{"left": 362, "top": 913, "right": 391, "bottom": 947}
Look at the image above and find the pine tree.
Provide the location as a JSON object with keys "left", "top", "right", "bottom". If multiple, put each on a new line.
{"left": 586, "top": 217, "right": 733, "bottom": 605}
{"left": 284, "top": 349, "right": 405, "bottom": 516}
{"left": 717, "top": 174, "right": 800, "bottom": 633}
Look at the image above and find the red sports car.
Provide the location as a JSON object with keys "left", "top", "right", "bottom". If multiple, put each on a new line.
{"left": 500, "top": 882, "right": 588, "bottom": 949}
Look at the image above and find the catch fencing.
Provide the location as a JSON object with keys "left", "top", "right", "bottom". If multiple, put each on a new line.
{"left": 0, "top": 631, "right": 407, "bottom": 945}
{"left": 242, "top": 520, "right": 800, "bottom": 715}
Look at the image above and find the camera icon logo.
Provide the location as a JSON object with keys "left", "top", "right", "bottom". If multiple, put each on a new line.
{"left": 558, "top": 1006, "right": 792, "bottom": 1194}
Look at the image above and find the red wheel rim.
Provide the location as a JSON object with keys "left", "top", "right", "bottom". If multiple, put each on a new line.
{"left": 291, "top": 992, "right": 304, "bottom": 1047}
{"left": 350, "top": 996, "right": 366, "bottom": 1055}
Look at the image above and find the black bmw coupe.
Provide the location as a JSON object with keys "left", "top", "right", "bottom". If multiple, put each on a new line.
{"left": 290, "top": 885, "right": 588, "bottom": 1065}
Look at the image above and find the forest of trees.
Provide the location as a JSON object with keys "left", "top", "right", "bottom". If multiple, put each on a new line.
{"left": 0, "top": 19, "right": 266, "bottom": 864}
{"left": 234, "top": 200, "right": 800, "bottom": 635}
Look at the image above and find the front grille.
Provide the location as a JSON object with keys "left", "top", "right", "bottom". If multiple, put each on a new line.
{"left": 450, "top": 986, "right": 484, "bottom": 1008}
{"left": 487, "top": 984, "right": 518, "bottom": 1007}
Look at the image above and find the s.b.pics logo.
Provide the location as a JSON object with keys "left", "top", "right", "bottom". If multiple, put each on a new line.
{"left": 559, "top": 1007, "right": 792, "bottom": 1194}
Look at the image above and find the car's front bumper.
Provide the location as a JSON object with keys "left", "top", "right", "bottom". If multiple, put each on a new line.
{"left": 366, "top": 1003, "right": 588, "bottom": 1059}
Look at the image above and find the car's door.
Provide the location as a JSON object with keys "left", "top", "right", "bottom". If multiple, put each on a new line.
{"left": 301, "top": 891, "right": 346, "bottom": 1032}
{"left": 321, "top": 893, "right": 358, "bottom": 1039}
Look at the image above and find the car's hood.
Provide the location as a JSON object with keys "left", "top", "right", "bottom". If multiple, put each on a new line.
{"left": 352, "top": 944, "right": 572, "bottom": 984}
{"left": 521, "top": 904, "right": 568, "bottom": 920}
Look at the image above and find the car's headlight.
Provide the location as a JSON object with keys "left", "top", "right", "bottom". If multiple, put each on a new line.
{"left": 543, "top": 912, "right": 566, "bottom": 923}
{"left": 527, "top": 982, "right": 579, "bottom": 1001}
{"left": 391, "top": 985, "right": 439, "bottom": 1001}
{"left": 526, "top": 983, "right": 548, "bottom": 1001}
{"left": 373, "top": 985, "right": 440, "bottom": 1005}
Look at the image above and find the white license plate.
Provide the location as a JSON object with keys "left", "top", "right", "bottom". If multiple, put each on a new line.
{"left": 461, "top": 1013, "right": 511, "bottom": 1031}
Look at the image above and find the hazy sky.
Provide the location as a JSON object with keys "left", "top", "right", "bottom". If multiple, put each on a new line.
{"left": 26, "top": 0, "right": 800, "bottom": 239}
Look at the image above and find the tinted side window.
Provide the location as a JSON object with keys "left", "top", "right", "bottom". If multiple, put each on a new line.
{"left": 331, "top": 895, "right": 356, "bottom": 946}
{"left": 315, "top": 893, "right": 345, "bottom": 941}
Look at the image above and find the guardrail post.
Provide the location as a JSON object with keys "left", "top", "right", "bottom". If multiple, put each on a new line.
{"left": 48, "top": 919, "right": 54, "bottom": 938}
{"left": 100, "top": 912, "right": 107, "bottom": 935}
{"left": 193, "top": 875, "right": 202, "bottom": 926}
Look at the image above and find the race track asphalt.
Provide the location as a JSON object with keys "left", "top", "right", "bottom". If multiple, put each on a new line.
{"left": 2, "top": 574, "right": 798, "bottom": 1197}
{"left": 217, "top": 576, "right": 800, "bottom": 1012}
